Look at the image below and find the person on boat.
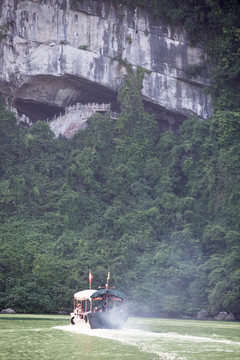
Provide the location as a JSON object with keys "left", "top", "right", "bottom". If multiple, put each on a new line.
{"left": 76, "top": 304, "right": 83, "bottom": 318}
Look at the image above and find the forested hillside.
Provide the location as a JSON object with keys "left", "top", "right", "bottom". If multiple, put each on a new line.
{"left": 1, "top": 0, "right": 240, "bottom": 317}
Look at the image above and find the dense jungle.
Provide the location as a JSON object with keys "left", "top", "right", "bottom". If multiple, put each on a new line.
{"left": 0, "top": 0, "right": 240, "bottom": 317}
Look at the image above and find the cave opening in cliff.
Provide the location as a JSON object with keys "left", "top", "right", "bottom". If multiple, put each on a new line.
{"left": 13, "top": 98, "right": 64, "bottom": 123}
{"left": 10, "top": 75, "right": 186, "bottom": 134}
{"left": 11, "top": 75, "right": 120, "bottom": 124}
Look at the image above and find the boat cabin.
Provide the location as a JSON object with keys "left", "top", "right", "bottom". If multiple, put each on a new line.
{"left": 70, "top": 288, "right": 127, "bottom": 329}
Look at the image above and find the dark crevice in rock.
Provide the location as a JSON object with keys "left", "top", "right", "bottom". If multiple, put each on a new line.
{"left": 143, "top": 100, "right": 187, "bottom": 133}
{"left": 10, "top": 74, "right": 186, "bottom": 132}
{"left": 12, "top": 74, "right": 120, "bottom": 122}
{"left": 13, "top": 98, "right": 63, "bottom": 122}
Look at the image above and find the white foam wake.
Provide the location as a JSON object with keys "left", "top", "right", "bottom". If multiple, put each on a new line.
{"left": 53, "top": 325, "right": 240, "bottom": 360}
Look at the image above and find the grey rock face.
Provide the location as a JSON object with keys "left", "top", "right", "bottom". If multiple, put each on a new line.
{"left": 0, "top": 0, "right": 212, "bottom": 128}
{"left": 224, "top": 313, "right": 235, "bottom": 321}
{"left": 197, "top": 310, "right": 209, "bottom": 320}
{"left": 1, "top": 308, "right": 16, "bottom": 314}
{"left": 214, "top": 312, "right": 236, "bottom": 321}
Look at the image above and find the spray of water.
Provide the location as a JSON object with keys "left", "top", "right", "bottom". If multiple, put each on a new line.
{"left": 54, "top": 325, "right": 182, "bottom": 359}
{"left": 54, "top": 323, "right": 240, "bottom": 360}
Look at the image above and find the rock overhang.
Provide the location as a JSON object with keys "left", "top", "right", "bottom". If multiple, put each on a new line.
{"left": 0, "top": 0, "right": 213, "bottom": 130}
{"left": 10, "top": 73, "right": 119, "bottom": 121}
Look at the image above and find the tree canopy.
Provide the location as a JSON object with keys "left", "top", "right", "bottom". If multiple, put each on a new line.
{"left": 1, "top": 0, "right": 240, "bottom": 317}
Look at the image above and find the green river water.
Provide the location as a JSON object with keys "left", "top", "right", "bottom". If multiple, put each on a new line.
{"left": 0, "top": 314, "right": 239, "bottom": 360}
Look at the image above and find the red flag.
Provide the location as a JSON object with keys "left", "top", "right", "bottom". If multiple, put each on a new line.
{"left": 89, "top": 270, "right": 93, "bottom": 288}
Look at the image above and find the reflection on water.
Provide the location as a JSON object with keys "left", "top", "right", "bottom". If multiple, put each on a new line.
{"left": 1, "top": 315, "right": 240, "bottom": 360}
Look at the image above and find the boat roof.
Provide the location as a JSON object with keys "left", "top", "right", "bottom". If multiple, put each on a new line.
{"left": 91, "top": 289, "right": 126, "bottom": 300}
{"left": 74, "top": 289, "right": 97, "bottom": 300}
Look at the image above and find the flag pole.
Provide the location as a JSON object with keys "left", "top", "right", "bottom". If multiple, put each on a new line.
{"left": 89, "top": 270, "right": 93, "bottom": 289}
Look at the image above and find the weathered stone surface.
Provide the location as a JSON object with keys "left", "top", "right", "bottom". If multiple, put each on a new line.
{"left": 197, "top": 310, "right": 209, "bottom": 320}
{"left": 1, "top": 308, "right": 16, "bottom": 314}
{"left": 49, "top": 102, "right": 111, "bottom": 137}
{"left": 0, "top": 0, "right": 212, "bottom": 128}
{"left": 214, "top": 312, "right": 236, "bottom": 321}
{"left": 224, "top": 313, "right": 235, "bottom": 321}
{"left": 214, "top": 312, "right": 228, "bottom": 321}
{"left": 50, "top": 109, "right": 88, "bottom": 138}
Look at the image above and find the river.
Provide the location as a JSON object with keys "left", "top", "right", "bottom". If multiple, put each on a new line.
{"left": 1, "top": 315, "right": 239, "bottom": 360}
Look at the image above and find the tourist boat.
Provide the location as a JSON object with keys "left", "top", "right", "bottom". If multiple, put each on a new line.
{"left": 70, "top": 272, "right": 128, "bottom": 329}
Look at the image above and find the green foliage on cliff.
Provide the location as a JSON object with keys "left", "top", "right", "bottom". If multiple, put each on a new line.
{"left": 0, "top": 59, "right": 240, "bottom": 316}
{"left": 111, "top": 0, "right": 240, "bottom": 110}
{"left": 75, "top": 0, "right": 240, "bottom": 111}
{"left": 0, "top": 0, "right": 240, "bottom": 316}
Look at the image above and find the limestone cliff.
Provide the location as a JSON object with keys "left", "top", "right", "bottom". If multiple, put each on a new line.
{"left": 0, "top": 0, "right": 212, "bottom": 131}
